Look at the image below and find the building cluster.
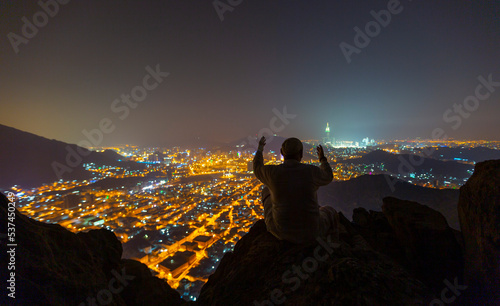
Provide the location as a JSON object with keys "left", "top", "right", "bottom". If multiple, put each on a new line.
{"left": 321, "top": 122, "right": 375, "bottom": 148}
{"left": 16, "top": 147, "right": 265, "bottom": 301}
{"left": 12, "top": 136, "right": 497, "bottom": 301}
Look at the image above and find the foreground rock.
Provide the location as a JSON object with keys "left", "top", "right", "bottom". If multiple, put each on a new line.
{"left": 199, "top": 179, "right": 498, "bottom": 306}
{"left": 458, "top": 159, "right": 500, "bottom": 304}
{"left": 382, "top": 197, "right": 464, "bottom": 294}
{"left": 351, "top": 199, "right": 466, "bottom": 297}
{"left": 198, "top": 219, "right": 433, "bottom": 305}
{"left": 0, "top": 193, "right": 183, "bottom": 306}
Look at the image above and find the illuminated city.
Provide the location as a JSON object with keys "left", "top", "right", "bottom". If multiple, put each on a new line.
{"left": 8, "top": 134, "right": 499, "bottom": 300}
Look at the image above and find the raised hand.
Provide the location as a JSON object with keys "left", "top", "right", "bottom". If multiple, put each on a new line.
{"left": 316, "top": 144, "right": 326, "bottom": 161}
{"left": 258, "top": 136, "right": 266, "bottom": 151}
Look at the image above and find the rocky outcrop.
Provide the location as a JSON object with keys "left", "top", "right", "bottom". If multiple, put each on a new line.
{"left": 120, "top": 259, "right": 185, "bottom": 305}
{"left": 351, "top": 202, "right": 466, "bottom": 297}
{"left": 317, "top": 174, "right": 461, "bottom": 230}
{"left": 458, "top": 159, "right": 500, "bottom": 304}
{"left": 198, "top": 219, "right": 433, "bottom": 305}
{"left": 382, "top": 197, "right": 464, "bottom": 294}
{"left": 199, "top": 192, "right": 496, "bottom": 305}
{"left": 199, "top": 179, "right": 500, "bottom": 305}
{"left": 0, "top": 192, "right": 183, "bottom": 306}
{"left": 351, "top": 207, "right": 407, "bottom": 266}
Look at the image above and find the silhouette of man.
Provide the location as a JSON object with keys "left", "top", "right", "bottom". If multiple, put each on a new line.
{"left": 253, "top": 136, "right": 339, "bottom": 244}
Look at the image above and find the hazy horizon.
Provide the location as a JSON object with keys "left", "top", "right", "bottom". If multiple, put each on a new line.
{"left": 1, "top": 1, "right": 499, "bottom": 147}
{"left": 3, "top": 123, "right": 500, "bottom": 150}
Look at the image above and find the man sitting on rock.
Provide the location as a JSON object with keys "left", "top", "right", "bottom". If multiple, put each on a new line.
{"left": 253, "top": 136, "right": 339, "bottom": 245}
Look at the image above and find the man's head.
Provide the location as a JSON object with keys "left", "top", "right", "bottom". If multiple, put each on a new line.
{"left": 281, "top": 137, "right": 303, "bottom": 161}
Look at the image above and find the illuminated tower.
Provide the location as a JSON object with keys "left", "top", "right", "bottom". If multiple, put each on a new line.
{"left": 323, "top": 122, "right": 331, "bottom": 145}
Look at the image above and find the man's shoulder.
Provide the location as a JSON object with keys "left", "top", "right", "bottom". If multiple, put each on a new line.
{"left": 299, "top": 162, "right": 321, "bottom": 169}
{"left": 299, "top": 163, "right": 328, "bottom": 175}
{"left": 258, "top": 162, "right": 279, "bottom": 170}
{"left": 281, "top": 161, "right": 320, "bottom": 171}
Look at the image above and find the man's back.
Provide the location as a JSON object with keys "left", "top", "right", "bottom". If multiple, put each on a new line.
{"left": 253, "top": 148, "right": 333, "bottom": 244}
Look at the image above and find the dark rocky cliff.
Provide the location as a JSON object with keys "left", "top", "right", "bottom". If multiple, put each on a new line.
{"left": 458, "top": 159, "right": 500, "bottom": 304}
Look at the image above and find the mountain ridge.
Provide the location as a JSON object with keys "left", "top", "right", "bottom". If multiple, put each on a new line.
{"left": 0, "top": 124, "right": 143, "bottom": 189}
{"left": 338, "top": 149, "right": 474, "bottom": 179}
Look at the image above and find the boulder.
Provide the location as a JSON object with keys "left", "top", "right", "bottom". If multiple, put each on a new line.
{"left": 382, "top": 197, "right": 464, "bottom": 294}
{"left": 198, "top": 219, "right": 432, "bottom": 305}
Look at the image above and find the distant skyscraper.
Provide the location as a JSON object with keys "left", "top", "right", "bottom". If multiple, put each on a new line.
{"left": 323, "top": 122, "right": 334, "bottom": 145}
{"left": 362, "top": 137, "right": 375, "bottom": 147}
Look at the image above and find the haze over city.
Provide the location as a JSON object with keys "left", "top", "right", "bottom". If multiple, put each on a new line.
{"left": 1, "top": 0, "right": 499, "bottom": 146}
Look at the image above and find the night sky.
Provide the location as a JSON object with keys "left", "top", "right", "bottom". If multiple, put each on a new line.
{"left": 1, "top": 0, "right": 499, "bottom": 147}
